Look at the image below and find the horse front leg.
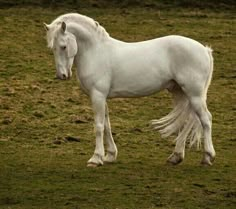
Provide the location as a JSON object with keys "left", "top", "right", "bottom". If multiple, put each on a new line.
{"left": 87, "top": 91, "right": 106, "bottom": 167}
{"left": 103, "top": 103, "right": 118, "bottom": 163}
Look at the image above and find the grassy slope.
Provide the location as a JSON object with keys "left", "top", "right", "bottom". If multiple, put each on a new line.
{"left": 0, "top": 6, "right": 235, "bottom": 209}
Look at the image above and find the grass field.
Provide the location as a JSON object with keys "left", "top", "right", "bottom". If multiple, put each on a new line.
{"left": 0, "top": 5, "right": 235, "bottom": 209}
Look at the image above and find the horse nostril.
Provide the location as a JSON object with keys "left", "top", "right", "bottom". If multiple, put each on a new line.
{"left": 62, "top": 74, "right": 67, "bottom": 80}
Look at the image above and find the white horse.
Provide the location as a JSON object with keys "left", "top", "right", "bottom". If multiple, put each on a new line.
{"left": 44, "top": 13, "right": 215, "bottom": 167}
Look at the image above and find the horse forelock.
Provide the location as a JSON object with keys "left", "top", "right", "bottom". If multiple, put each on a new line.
{"left": 46, "top": 13, "right": 109, "bottom": 48}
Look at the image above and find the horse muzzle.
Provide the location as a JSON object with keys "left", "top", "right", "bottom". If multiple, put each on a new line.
{"left": 56, "top": 69, "right": 72, "bottom": 80}
{"left": 56, "top": 73, "right": 70, "bottom": 80}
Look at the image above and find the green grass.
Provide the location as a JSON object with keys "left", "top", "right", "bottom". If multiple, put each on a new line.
{"left": 0, "top": 6, "right": 235, "bottom": 209}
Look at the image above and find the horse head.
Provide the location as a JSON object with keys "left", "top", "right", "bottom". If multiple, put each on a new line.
{"left": 44, "top": 22, "right": 78, "bottom": 80}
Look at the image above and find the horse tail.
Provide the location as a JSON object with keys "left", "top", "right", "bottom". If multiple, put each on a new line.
{"left": 204, "top": 46, "right": 214, "bottom": 101}
{"left": 151, "top": 86, "right": 202, "bottom": 149}
{"left": 151, "top": 46, "right": 214, "bottom": 149}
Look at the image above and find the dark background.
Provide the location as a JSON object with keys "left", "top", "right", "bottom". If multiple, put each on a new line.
{"left": 0, "top": 0, "right": 235, "bottom": 9}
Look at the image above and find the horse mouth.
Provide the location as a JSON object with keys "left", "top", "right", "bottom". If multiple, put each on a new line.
{"left": 55, "top": 70, "right": 72, "bottom": 80}
{"left": 55, "top": 74, "right": 70, "bottom": 80}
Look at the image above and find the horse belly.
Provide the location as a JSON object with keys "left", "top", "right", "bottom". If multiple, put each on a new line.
{"left": 108, "top": 67, "right": 170, "bottom": 98}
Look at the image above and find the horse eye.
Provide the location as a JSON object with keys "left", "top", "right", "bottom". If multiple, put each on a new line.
{"left": 61, "top": 46, "right": 66, "bottom": 50}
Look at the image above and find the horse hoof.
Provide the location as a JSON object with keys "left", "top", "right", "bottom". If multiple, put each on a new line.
{"left": 103, "top": 151, "right": 117, "bottom": 164}
{"left": 167, "top": 152, "right": 183, "bottom": 165}
{"left": 103, "top": 158, "right": 115, "bottom": 164}
{"left": 201, "top": 152, "right": 215, "bottom": 166}
{"left": 87, "top": 153, "right": 104, "bottom": 167}
{"left": 87, "top": 162, "right": 101, "bottom": 168}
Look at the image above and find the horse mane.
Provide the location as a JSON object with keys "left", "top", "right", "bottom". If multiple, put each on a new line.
{"left": 46, "top": 13, "right": 110, "bottom": 48}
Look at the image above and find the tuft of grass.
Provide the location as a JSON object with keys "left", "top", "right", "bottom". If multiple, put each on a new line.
{"left": 0, "top": 6, "right": 235, "bottom": 209}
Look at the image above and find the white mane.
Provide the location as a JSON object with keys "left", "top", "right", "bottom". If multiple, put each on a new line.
{"left": 46, "top": 13, "right": 109, "bottom": 48}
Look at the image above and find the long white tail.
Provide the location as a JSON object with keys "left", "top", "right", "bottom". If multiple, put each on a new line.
{"left": 151, "top": 46, "right": 214, "bottom": 149}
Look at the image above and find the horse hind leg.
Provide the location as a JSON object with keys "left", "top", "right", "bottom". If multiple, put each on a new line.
{"left": 166, "top": 84, "right": 191, "bottom": 165}
{"left": 189, "top": 96, "right": 215, "bottom": 165}
{"left": 152, "top": 82, "right": 189, "bottom": 165}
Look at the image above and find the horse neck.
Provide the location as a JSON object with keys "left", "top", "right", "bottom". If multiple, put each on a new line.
{"left": 67, "top": 22, "right": 108, "bottom": 55}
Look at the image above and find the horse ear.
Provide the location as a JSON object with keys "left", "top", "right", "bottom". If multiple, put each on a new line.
{"left": 43, "top": 23, "right": 50, "bottom": 31}
{"left": 61, "top": 22, "right": 66, "bottom": 33}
